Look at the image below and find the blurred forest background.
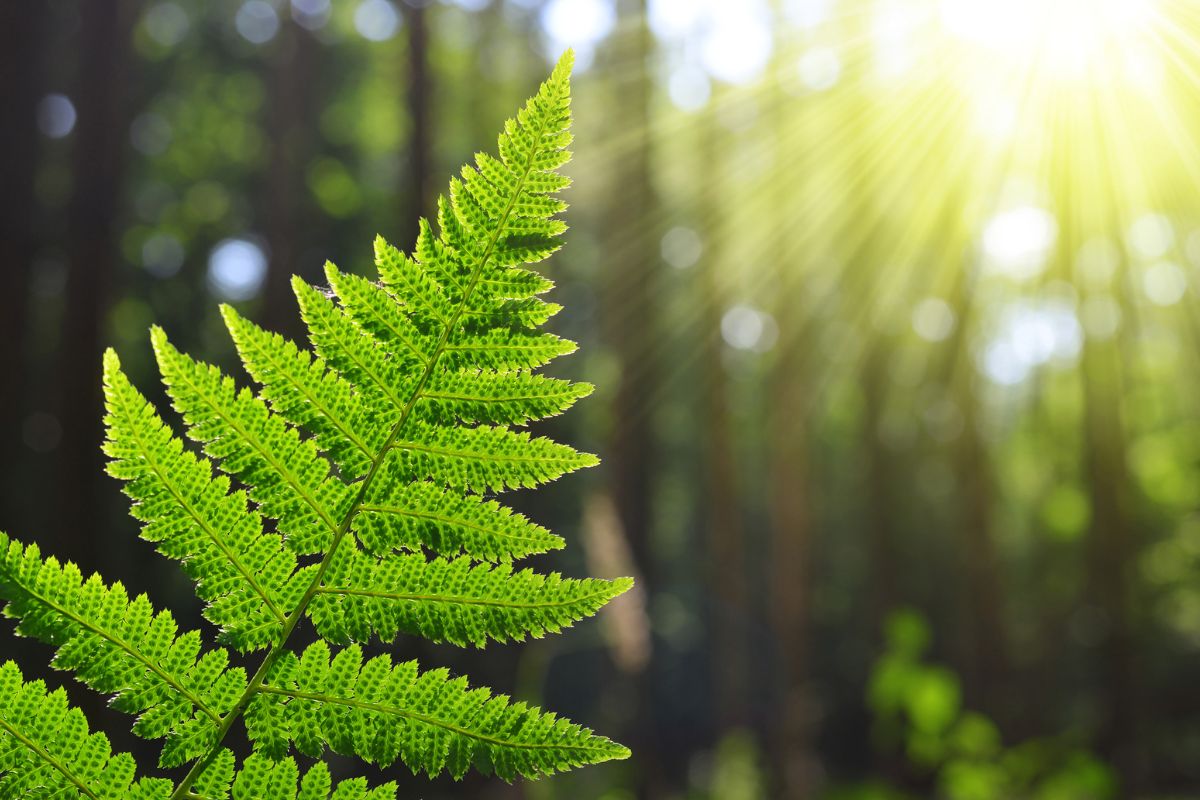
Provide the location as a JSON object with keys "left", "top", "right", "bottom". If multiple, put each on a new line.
{"left": 3, "top": 0, "right": 1200, "bottom": 797}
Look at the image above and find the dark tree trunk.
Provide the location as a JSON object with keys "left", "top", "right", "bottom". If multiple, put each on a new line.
{"left": 950, "top": 326, "right": 1009, "bottom": 716}
{"left": 0, "top": 4, "right": 45, "bottom": 533}
{"left": 862, "top": 345, "right": 899, "bottom": 629}
{"left": 698, "top": 97, "right": 750, "bottom": 738}
{"left": 56, "top": 0, "right": 134, "bottom": 565}
{"left": 599, "top": 0, "right": 664, "bottom": 792}
{"left": 403, "top": 0, "right": 433, "bottom": 240}
{"left": 764, "top": 26, "right": 816, "bottom": 791}
{"left": 261, "top": 18, "right": 319, "bottom": 338}
{"left": 1052, "top": 110, "right": 1140, "bottom": 785}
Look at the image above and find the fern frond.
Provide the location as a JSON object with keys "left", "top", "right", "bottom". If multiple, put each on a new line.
{"left": 102, "top": 351, "right": 304, "bottom": 651}
{"left": 386, "top": 422, "right": 597, "bottom": 494}
{"left": 0, "top": 51, "right": 627, "bottom": 796}
{"left": 191, "top": 751, "right": 395, "bottom": 800}
{"left": 291, "top": 277, "right": 422, "bottom": 417}
{"left": 308, "top": 549, "right": 632, "bottom": 646}
{"left": 0, "top": 534, "right": 244, "bottom": 767}
{"left": 245, "top": 642, "right": 629, "bottom": 780}
{"left": 220, "top": 307, "right": 380, "bottom": 478}
{"left": 440, "top": 329, "right": 577, "bottom": 371}
{"left": 417, "top": 370, "right": 592, "bottom": 427}
{"left": 151, "top": 328, "right": 352, "bottom": 555}
{"left": 0, "top": 661, "right": 173, "bottom": 799}
{"left": 315, "top": 267, "right": 425, "bottom": 369}
{"left": 353, "top": 478, "right": 563, "bottom": 562}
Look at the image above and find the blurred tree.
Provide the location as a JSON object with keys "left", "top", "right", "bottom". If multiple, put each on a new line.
{"left": 402, "top": 0, "right": 434, "bottom": 232}
{"left": 57, "top": 0, "right": 136, "bottom": 566}
{"left": 0, "top": 3, "right": 44, "bottom": 534}
{"left": 262, "top": 14, "right": 321, "bottom": 338}
{"left": 764, "top": 9, "right": 818, "bottom": 797}
{"left": 698, "top": 87, "right": 750, "bottom": 738}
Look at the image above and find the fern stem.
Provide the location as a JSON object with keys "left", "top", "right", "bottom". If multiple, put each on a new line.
{"left": 167, "top": 99, "right": 555, "bottom": 800}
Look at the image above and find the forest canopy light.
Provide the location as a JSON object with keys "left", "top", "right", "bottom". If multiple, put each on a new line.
{"left": 939, "top": 0, "right": 1159, "bottom": 81}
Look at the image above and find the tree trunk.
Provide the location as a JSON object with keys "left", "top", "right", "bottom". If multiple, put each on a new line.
{"left": 0, "top": 3, "right": 45, "bottom": 533}
{"left": 261, "top": 18, "right": 319, "bottom": 338}
{"left": 600, "top": 0, "right": 664, "bottom": 791}
{"left": 698, "top": 95, "right": 750, "bottom": 738}
{"left": 403, "top": 0, "right": 433, "bottom": 240}
{"left": 56, "top": 0, "right": 134, "bottom": 566}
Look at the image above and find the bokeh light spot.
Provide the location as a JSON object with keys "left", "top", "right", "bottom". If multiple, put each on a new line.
{"left": 291, "top": 0, "right": 331, "bottom": 30}
{"left": 208, "top": 238, "right": 267, "bottom": 301}
{"left": 142, "top": 232, "right": 185, "bottom": 278}
{"left": 541, "top": 0, "right": 615, "bottom": 67}
{"left": 667, "top": 67, "right": 711, "bottom": 111}
{"left": 1080, "top": 295, "right": 1121, "bottom": 340}
{"left": 130, "top": 112, "right": 173, "bottom": 156}
{"left": 981, "top": 205, "right": 1057, "bottom": 281}
{"left": 661, "top": 226, "right": 703, "bottom": 270}
{"left": 235, "top": 1, "right": 280, "bottom": 44}
{"left": 37, "top": 94, "right": 76, "bottom": 139}
{"left": 701, "top": 8, "right": 773, "bottom": 85}
{"left": 355, "top": 0, "right": 401, "bottom": 42}
{"left": 911, "top": 297, "right": 956, "bottom": 342}
{"left": 797, "top": 47, "right": 842, "bottom": 91}
{"left": 1128, "top": 212, "right": 1174, "bottom": 260}
{"left": 1143, "top": 260, "right": 1187, "bottom": 306}
{"left": 143, "top": 2, "right": 190, "bottom": 48}
{"left": 721, "top": 304, "right": 778, "bottom": 352}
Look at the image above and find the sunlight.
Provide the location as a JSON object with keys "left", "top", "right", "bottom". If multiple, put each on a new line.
{"left": 940, "top": 0, "right": 1158, "bottom": 81}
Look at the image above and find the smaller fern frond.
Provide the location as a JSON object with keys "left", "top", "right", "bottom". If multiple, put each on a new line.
{"left": 191, "top": 751, "right": 396, "bottom": 800}
{"left": 291, "top": 276, "right": 423, "bottom": 416}
{"left": 103, "top": 350, "right": 304, "bottom": 651}
{"left": 318, "top": 264, "right": 432, "bottom": 371}
{"left": 219, "top": 307, "right": 380, "bottom": 478}
{"left": 439, "top": 330, "right": 577, "bottom": 372}
{"left": 352, "top": 477, "right": 563, "bottom": 562}
{"left": 0, "top": 534, "right": 246, "bottom": 767}
{"left": 244, "top": 642, "right": 629, "bottom": 781}
{"left": 308, "top": 549, "right": 633, "bottom": 646}
{"left": 370, "top": 236, "right": 453, "bottom": 330}
{"left": 151, "top": 328, "right": 352, "bottom": 555}
{"left": 417, "top": 371, "right": 592, "bottom": 427}
{"left": 386, "top": 422, "right": 597, "bottom": 494}
{"left": 0, "top": 661, "right": 174, "bottom": 799}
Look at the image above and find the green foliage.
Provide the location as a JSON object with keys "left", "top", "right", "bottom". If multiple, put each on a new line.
{"left": 0, "top": 51, "right": 630, "bottom": 798}
{"left": 0, "top": 662, "right": 172, "bottom": 800}
{"left": 246, "top": 641, "right": 626, "bottom": 780}
{"left": 866, "top": 610, "right": 1114, "bottom": 800}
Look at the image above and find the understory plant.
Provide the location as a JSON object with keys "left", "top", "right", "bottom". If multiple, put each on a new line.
{"left": 0, "top": 51, "right": 632, "bottom": 799}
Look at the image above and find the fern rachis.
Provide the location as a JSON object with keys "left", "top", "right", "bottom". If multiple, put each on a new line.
{"left": 0, "top": 51, "right": 630, "bottom": 799}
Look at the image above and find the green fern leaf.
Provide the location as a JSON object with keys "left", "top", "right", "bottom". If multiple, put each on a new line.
{"left": 417, "top": 370, "right": 592, "bottom": 427}
{"left": 0, "top": 661, "right": 173, "bottom": 799}
{"left": 0, "top": 534, "right": 244, "bottom": 767}
{"left": 102, "top": 351, "right": 304, "bottom": 651}
{"left": 353, "top": 478, "right": 563, "bottom": 562}
{"left": 440, "top": 329, "right": 578, "bottom": 371}
{"left": 246, "top": 642, "right": 629, "bottom": 780}
{"left": 151, "top": 329, "right": 352, "bottom": 555}
{"left": 220, "top": 307, "right": 380, "bottom": 477}
{"left": 0, "top": 51, "right": 628, "bottom": 796}
{"left": 387, "top": 422, "right": 597, "bottom": 494}
{"left": 308, "top": 549, "right": 632, "bottom": 646}
{"left": 192, "top": 751, "right": 395, "bottom": 800}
